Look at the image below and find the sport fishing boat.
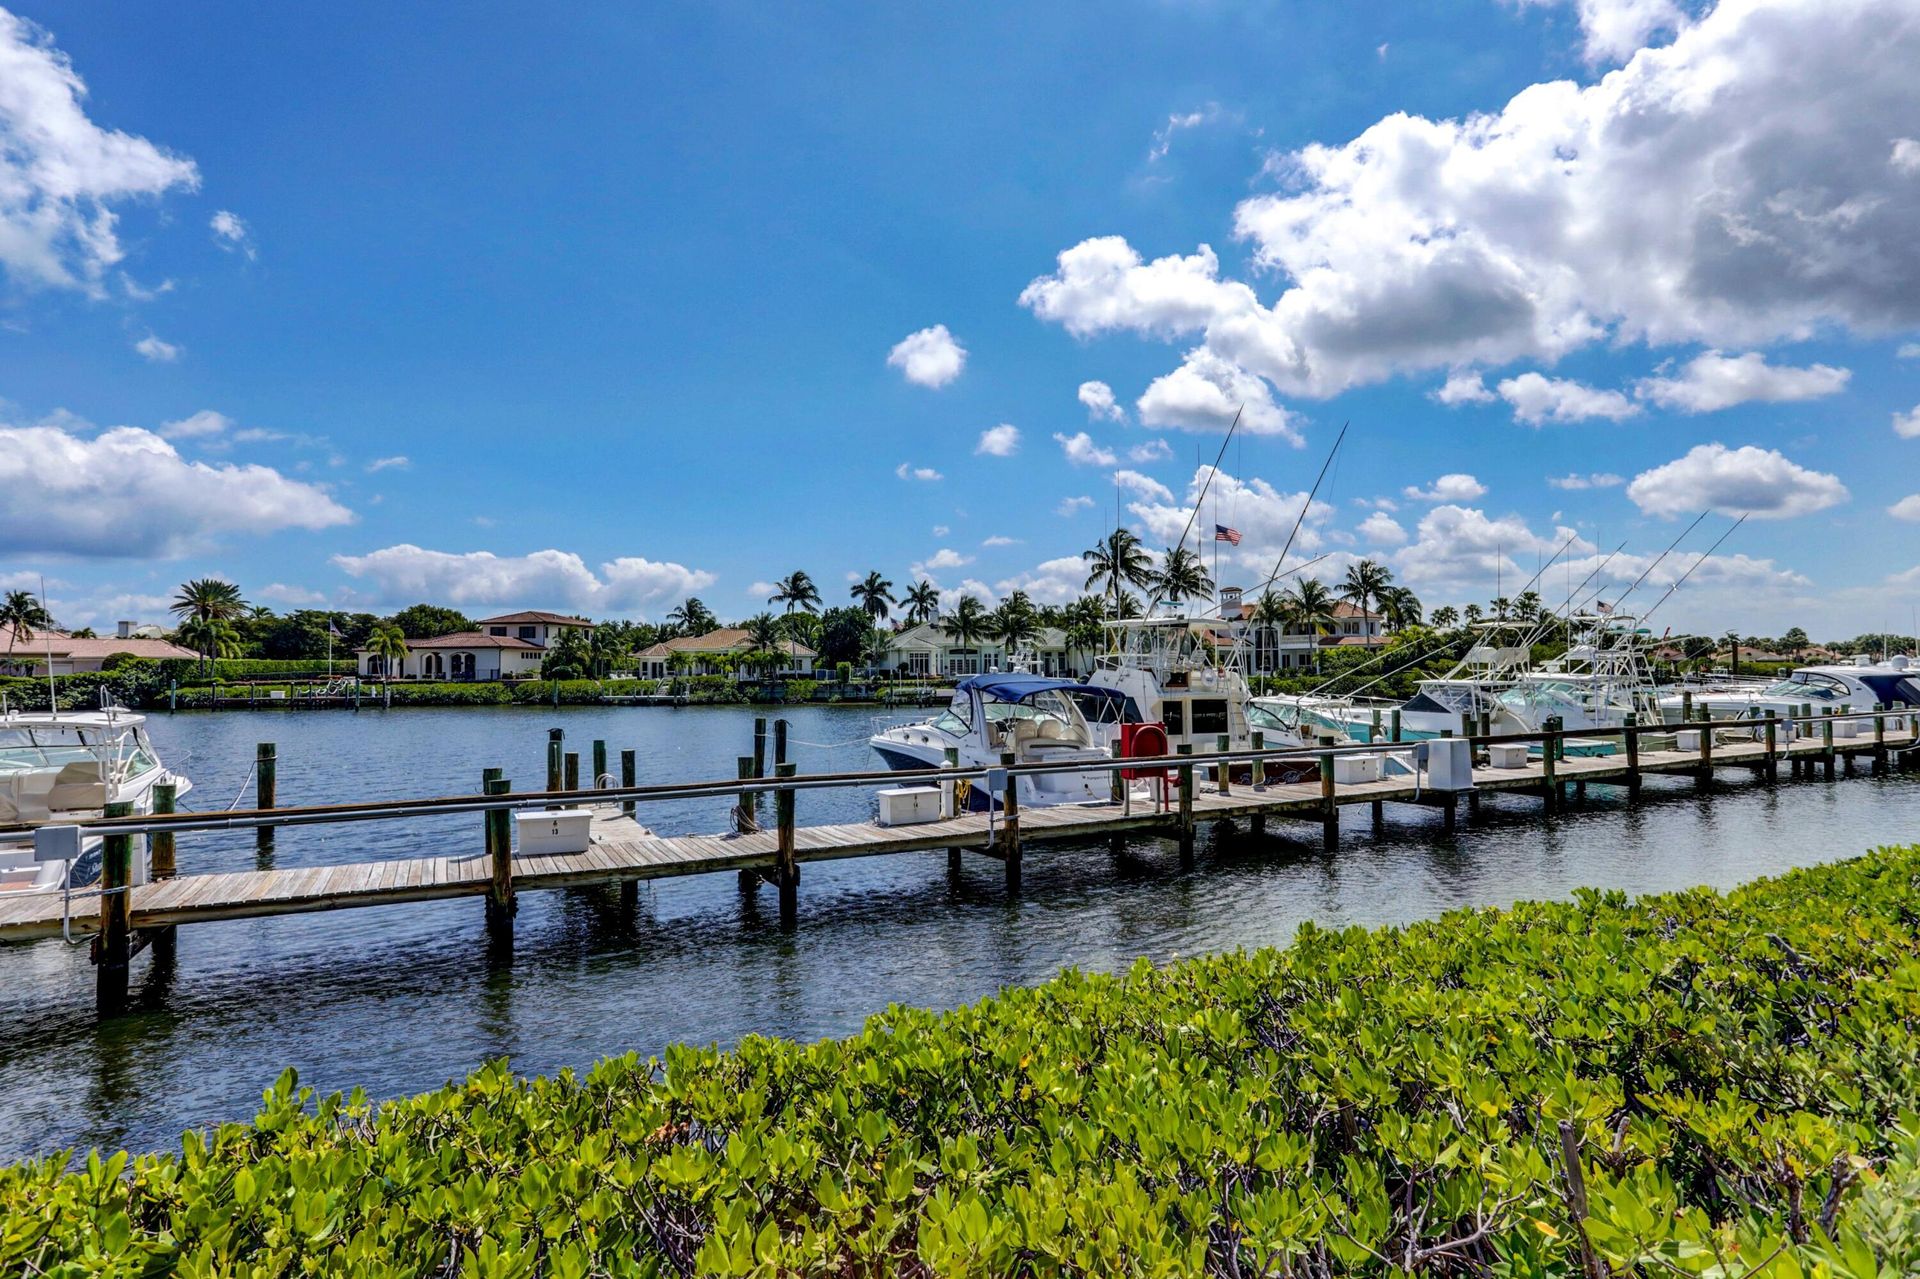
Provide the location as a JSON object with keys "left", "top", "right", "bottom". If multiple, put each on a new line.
{"left": 1085, "top": 617, "right": 1259, "bottom": 751}
{"left": 0, "top": 705, "right": 193, "bottom": 893}
{"left": 868, "top": 673, "right": 1122, "bottom": 810}
{"left": 1656, "top": 655, "right": 1920, "bottom": 721}
{"left": 1487, "top": 613, "right": 1662, "bottom": 736}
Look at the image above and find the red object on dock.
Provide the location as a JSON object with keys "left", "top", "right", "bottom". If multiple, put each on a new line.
{"left": 1119, "top": 722, "right": 1170, "bottom": 779}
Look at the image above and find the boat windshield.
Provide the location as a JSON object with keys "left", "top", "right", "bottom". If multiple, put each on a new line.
{"left": 1760, "top": 673, "right": 1848, "bottom": 700}
{"left": 1247, "top": 702, "right": 1291, "bottom": 731}
{"left": 929, "top": 692, "right": 972, "bottom": 736}
{"left": 0, "top": 725, "right": 156, "bottom": 778}
{"left": 982, "top": 689, "right": 1080, "bottom": 727}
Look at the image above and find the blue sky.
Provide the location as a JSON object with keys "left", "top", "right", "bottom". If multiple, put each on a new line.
{"left": 2, "top": 0, "right": 1917, "bottom": 638}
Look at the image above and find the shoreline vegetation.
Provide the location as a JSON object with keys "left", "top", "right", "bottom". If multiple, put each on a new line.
{"left": 6, "top": 849, "right": 1918, "bottom": 1274}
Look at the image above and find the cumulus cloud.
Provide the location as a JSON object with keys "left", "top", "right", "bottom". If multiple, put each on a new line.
{"left": 1128, "top": 438, "right": 1173, "bottom": 462}
{"left": 1078, "top": 380, "right": 1125, "bottom": 422}
{"left": 134, "top": 333, "right": 180, "bottom": 363}
{"left": 0, "top": 420, "right": 352, "bottom": 556}
{"left": 1357, "top": 511, "right": 1407, "bottom": 545}
{"left": 1111, "top": 469, "right": 1174, "bottom": 503}
{"left": 332, "top": 545, "right": 715, "bottom": 614}
{"left": 895, "top": 461, "right": 943, "bottom": 482}
{"left": 994, "top": 555, "right": 1092, "bottom": 605}
{"left": 1635, "top": 350, "right": 1851, "bottom": 412}
{"left": 1497, "top": 373, "right": 1639, "bottom": 425}
{"left": 1626, "top": 443, "right": 1849, "bottom": 519}
{"left": 1395, "top": 506, "right": 1593, "bottom": 596}
{"left": 1127, "top": 466, "right": 1337, "bottom": 568}
{"left": 1889, "top": 495, "right": 1920, "bottom": 522}
{"left": 158, "top": 409, "right": 232, "bottom": 439}
{"left": 1518, "top": 0, "right": 1691, "bottom": 62}
{"left": 1056, "top": 495, "right": 1095, "bottom": 517}
{"left": 981, "top": 534, "right": 1020, "bottom": 547}
{"left": 258, "top": 582, "right": 327, "bottom": 606}
{"left": 1026, "top": 0, "right": 1920, "bottom": 404}
{"left": 1898, "top": 343, "right": 1920, "bottom": 360}
{"left": 886, "top": 324, "right": 966, "bottom": 388}
{"left": 1895, "top": 405, "right": 1920, "bottom": 439}
{"left": 1136, "top": 348, "right": 1302, "bottom": 442}
{"left": 209, "top": 209, "right": 254, "bottom": 259}
{"left": 0, "top": 10, "right": 200, "bottom": 293}
{"left": 1564, "top": 547, "right": 1810, "bottom": 593}
{"left": 975, "top": 424, "right": 1020, "bottom": 457}
{"left": 1403, "top": 473, "right": 1488, "bottom": 502}
{"left": 1547, "top": 471, "right": 1625, "bottom": 490}
{"left": 910, "top": 547, "right": 973, "bottom": 578}
{"left": 1054, "top": 431, "right": 1118, "bottom": 467}
{"left": 1432, "top": 370, "right": 1497, "bottom": 405}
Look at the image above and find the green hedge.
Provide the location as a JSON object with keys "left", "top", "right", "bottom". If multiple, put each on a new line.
{"left": 7, "top": 850, "right": 1920, "bottom": 1275}
{"left": 205, "top": 659, "right": 356, "bottom": 681}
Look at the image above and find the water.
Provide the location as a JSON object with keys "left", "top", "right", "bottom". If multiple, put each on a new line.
{"left": 2, "top": 703, "right": 1916, "bottom": 1162}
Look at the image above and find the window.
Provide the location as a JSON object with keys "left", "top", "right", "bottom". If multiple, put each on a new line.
{"left": 519, "top": 626, "right": 537, "bottom": 640}
{"left": 1163, "top": 700, "right": 1184, "bottom": 735}
{"left": 1190, "top": 699, "right": 1230, "bottom": 735}
{"left": 488, "top": 626, "right": 507, "bottom": 636}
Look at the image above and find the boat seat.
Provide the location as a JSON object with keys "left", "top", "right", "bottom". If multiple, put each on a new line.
{"left": 2, "top": 773, "right": 60, "bottom": 826}
{"left": 46, "top": 762, "right": 108, "bottom": 814}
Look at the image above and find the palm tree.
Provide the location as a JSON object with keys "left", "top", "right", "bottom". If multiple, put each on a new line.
{"left": 941, "top": 596, "right": 991, "bottom": 651}
{"left": 177, "top": 615, "right": 243, "bottom": 675}
{"left": 665, "top": 597, "right": 716, "bottom": 637}
{"left": 1, "top": 590, "right": 56, "bottom": 666}
{"left": 367, "top": 622, "right": 408, "bottom": 698}
{"left": 768, "top": 571, "right": 821, "bottom": 617}
{"left": 171, "top": 578, "right": 247, "bottom": 626}
{"left": 1340, "top": 560, "right": 1393, "bottom": 626}
{"left": 1251, "top": 588, "right": 1288, "bottom": 673}
{"left": 1431, "top": 605, "right": 1461, "bottom": 630}
{"left": 1489, "top": 595, "right": 1512, "bottom": 621}
{"left": 989, "top": 591, "right": 1042, "bottom": 654}
{"left": 1463, "top": 603, "right": 1485, "bottom": 625}
{"left": 903, "top": 581, "right": 941, "bottom": 626}
{"left": 850, "top": 571, "right": 896, "bottom": 622}
{"left": 1082, "top": 528, "right": 1154, "bottom": 619}
{"left": 1150, "top": 546, "right": 1214, "bottom": 609}
{"left": 1281, "top": 578, "right": 1339, "bottom": 675}
{"left": 1378, "top": 586, "right": 1423, "bottom": 633}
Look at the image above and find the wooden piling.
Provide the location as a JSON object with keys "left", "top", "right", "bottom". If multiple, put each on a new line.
{"left": 95, "top": 799, "right": 135, "bottom": 1013}
{"left": 621, "top": 749, "right": 636, "bottom": 815}
{"left": 1697, "top": 713, "right": 1713, "bottom": 786}
{"left": 774, "top": 719, "right": 788, "bottom": 770}
{"left": 1248, "top": 731, "right": 1265, "bottom": 836}
{"left": 734, "top": 757, "right": 757, "bottom": 833}
{"left": 253, "top": 742, "right": 277, "bottom": 858}
{"left": 1176, "top": 744, "right": 1195, "bottom": 866}
{"left": 1873, "top": 704, "right": 1888, "bottom": 774}
{"left": 484, "top": 774, "right": 514, "bottom": 939}
{"left": 775, "top": 761, "right": 798, "bottom": 924}
{"left": 1215, "top": 734, "right": 1231, "bottom": 796}
{"left": 1822, "top": 709, "right": 1836, "bottom": 781}
{"left": 1623, "top": 713, "right": 1641, "bottom": 798}
{"left": 147, "top": 781, "right": 178, "bottom": 961}
{"left": 592, "top": 740, "right": 608, "bottom": 788}
{"left": 999, "top": 751, "right": 1022, "bottom": 889}
{"left": 752, "top": 717, "right": 768, "bottom": 778}
{"left": 1389, "top": 709, "right": 1402, "bottom": 743}
{"left": 1763, "top": 710, "right": 1778, "bottom": 783}
{"left": 564, "top": 752, "right": 580, "bottom": 792}
{"left": 1541, "top": 719, "right": 1560, "bottom": 813}
{"left": 944, "top": 746, "right": 964, "bottom": 873}
{"left": 1317, "top": 752, "right": 1337, "bottom": 850}
{"left": 546, "top": 728, "right": 564, "bottom": 794}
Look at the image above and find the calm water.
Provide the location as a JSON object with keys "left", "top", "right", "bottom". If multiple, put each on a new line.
{"left": 2, "top": 703, "right": 1917, "bottom": 1162}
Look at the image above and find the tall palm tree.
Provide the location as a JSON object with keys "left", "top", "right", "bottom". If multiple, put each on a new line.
{"left": 170, "top": 578, "right": 247, "bottom": 626}
{"left": 850, "top": 571, "right": 896, "bottom": 622}
{"left": 1339, "top": 560, "right": 1393, "bottom": 626}
{"left": 1082, "top": 528, "right": 1154, "bottom": 619}
{"left": 1150, "top": 546, "right": 1214, "bottom": 609}
{"left": 903, "top": 581, "right": 941, "bottom": 626}
{"left": 177, "top": 615, "right": 243, "bottom": 675}
{"left": 367, "top": 621, "right": 408, "bottom": 696}
{"left": 1281, "top": 578, "right": 1339, "bottom": 675}
{"left": 1378, "top": 586, "right": 1423, "bottom": 633}
{"left": 1463, "top": 603, "right": 1486, "bottom": 625}
{"left": 665, "top": 597, "right": 716, "bottom": 637}
{"left": 941, "top": 596, "right": 990, "bottom": 650}
{"left": 989, "top": 591, "right": 1042, "bottom": 654}
{"left": 1, "top": 590, "right": 56, "bottom": 665}
{"left": 768, "top": 571, "right": 821, "bottom": 616}
{"left": 1430, "top": 605, "right": 1461, "bottom": 629}
{"left": 1251, "top": 588, "right": 1289, "bottom": 673}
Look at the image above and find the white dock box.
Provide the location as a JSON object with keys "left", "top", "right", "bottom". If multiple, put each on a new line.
{"left": 515, "top": 808, "right": 592, "bottom": 855}
{"left": 1833, "top": 718, "right": 1859, "bottom": 739}
{"left": 876, "top": 786, "right": 943, "bottom": 827}
{"left": 1332, "top": 753, "right": 1381, "bottom": 785}
{"left": 1486, "top": 742, "right": 1529, "bottom": 770}
{"left": 1676, "top": 729, "right": 1701, "bottom": 753}
{"left": 1422, "top": 737, "right": 1476, "bottom": 791}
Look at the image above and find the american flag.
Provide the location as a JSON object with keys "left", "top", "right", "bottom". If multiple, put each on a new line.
{"left": 1213, "top": 524, "right": 1242, "bottom": 546}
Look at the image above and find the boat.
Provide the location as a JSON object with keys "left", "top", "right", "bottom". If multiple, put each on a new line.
{"left": 1084, "top": 618, "right": 1259, "bottom": 751}
{"left": 0, "top": 705, "right": 193, "bottom": 894}
{"left": 1487, "top": 613, "right": 1663, "bottom": 737}
{"left": 1656, "top": 655, "right": 1920, "bottom": 722}
{"left": 868, "top": 674, "right": 1121, "bottom": 810}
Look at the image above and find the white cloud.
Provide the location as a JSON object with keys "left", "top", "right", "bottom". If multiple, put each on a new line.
{"left": 747, "top": 580, "right": 777, "bottom": 598}
{"left": 158, "top": 409, "right": 232, "bottom": 439}
{"left": 258, "top": 582, "right": 327, "bottom": 606}
{"left": 1148, "top": 103, "right": 1230, "bottom": 162}
{"left": 1078, "top": 380, "right": 1125, "bottom": 422}
{"left": 1110, "top": 469, "right": 1174, "bottom": 503}
{"left": 895, "top": 461, "right": 943, "bottom": 482}
{"left": 994, "top": 555, "right": 1093, "bottom": 605}
{"left": 1403, "top": 473, "right": 1488, "bottom": 502}
{"left": 1497, "top": 373, "right": 1639, "bottom": 425}
{"left": 1054, "top": 431, "right": 1118, "bottom": 467}
{"left": 952, "top": 578, "right": 995, "bottom": 603}
{"left": 365, "top": 455, "right": 410, "bottom": 473}
{"left": 1892, "top": 138, "right": 1920, "bottom": 174}
{"left": 1357, "top": 511, "right": 1407, "bottom": 545}
{"left": 910, "top": 547, "right": 973, "bottom": 578}
{"left": 1626, "top": 443, "right": 1849, "bottom": 519}
{"left": 1547, "top": 471, "right": 1625, "bottom": 490}
{"left": 332, "top": 546, "right": 715, "bottom": 615}
{"left": 1127, "top": 438, "right": 1173, "bottom": 462}
{"left": 1895, "top": 405, "right": 1920, "bottom": 439}
{"left": 932, "top": 524, "right": 950, "bottom": 537}
{"left": 975, "top": 423, "right": 1021, "bottom": 457}
{"left": 1635, "top": 350, "right": 1850, "bottom": 412}
{"left": 209, "top": 209, "right": 254, "bottom": 259}
{"left": 0, "top": 10, "right": 200, "bottom": 294}
{"left": 981, "top": 534, "right": 1020, "bottom": 547}
{"left": 1056, "top": 495, "right": 1095, "bottom": 517}
{"left": 1889, "top": 495, "right": 1920, "bottom": 522}
{"left": 1897, "top": 343, "right": 1920, "bottom": 359}
{"left": 886, "top": 324, "right": 966, "bottom": 388}
{"left": 134, "top": 333, "right": 180, "bottom": 363}
{"left": 1395, "top": 506, "right": 1593, "bottom": 596}
{"left": 0, "top": 420, "right": 353, "bottom": 556}
{"left": 1135, "top": 347, "right": 1301, "bottom": 442}
{"left": 1432, "top": 370, "right": 1496, "bottom": 405}
{"left": 1564, "top": 547, "right": 1810, "bottom": 594}
{"left": 1127, "top": 466, "right": 1338, "bottom": 568}
{"left": 1518, "top": 0, "right": 1690, "bottom": 62}
{"left": 1028, "top": 0, "right": 1920, "bottom": 403}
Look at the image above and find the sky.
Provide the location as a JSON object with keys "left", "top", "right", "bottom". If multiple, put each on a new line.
{"left": 1, "top": 0, "right": 1917, "bottom": 640}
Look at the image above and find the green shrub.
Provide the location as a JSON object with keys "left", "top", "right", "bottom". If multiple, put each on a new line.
{"left": 6, "top": 849, "right": 1920, "bottom": 1274}
{"left": 206, "top": 659, "right": 356, "bottom": 681}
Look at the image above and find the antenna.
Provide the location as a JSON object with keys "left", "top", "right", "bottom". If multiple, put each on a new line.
{"left": 41, "top": 574, "right": 56, "bottom": 719}
{"left": 1147, "top": 404, "right": 1244, "bottom": 616}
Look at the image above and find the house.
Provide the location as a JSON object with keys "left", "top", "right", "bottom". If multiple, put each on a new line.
{"left": 633, "top": 628, "right": 816, "bottom": 681}
{"left": 0, "top": 621, "right": 198, "bottom": 675}
{"left": 354, "top": 610, "right": 593, "bottom": 681}
{"left": 881, "top": 622, "right": 1096, "bottom": 679}
{"left": 1215, "top": 586, "right": 1387, "bottom": 672}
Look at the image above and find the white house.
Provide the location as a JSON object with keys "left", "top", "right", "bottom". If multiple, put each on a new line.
{"left": 881, "top": 622, "right": 1096, "bottom": 678}
{"left": 633, "top": 628, "right": 816, "bottom": 681}
{"left": 354, "top": 610, "right": 594, "bottom": 681}
{"left": 1215, "top": 586, "right": 1387, "bottom": 672}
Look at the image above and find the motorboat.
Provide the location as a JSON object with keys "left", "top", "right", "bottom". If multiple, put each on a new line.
{"left": 1488, "top": 614, "right": 1662, "bottom": 736}
{"left": 868, "top": 674, "right": 1121, "bottom": 810}
{"left": 0, "top": 706, "right": 193, "bottom": 893}
{"left": 1656, "top": 655, "right": 1920, "bottom": 722}
{"left": 1085, "top": 618, "right": 1256, "bottom": 753}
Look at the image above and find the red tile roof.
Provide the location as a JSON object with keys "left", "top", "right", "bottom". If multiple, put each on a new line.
{"left": 473, "top": 611, "right": 592, "bottom": 626}
{"left": 382, "top": 631, "right": 543, "bottom": 650}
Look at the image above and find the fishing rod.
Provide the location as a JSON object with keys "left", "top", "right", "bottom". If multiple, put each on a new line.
{"left": 1144, "top": 404, "right": 1244, "bottom": 616}
{"left": 1637, "top": 514, "right": 1749, "bottom": 627}
{"left": 1601, "top": 509, "right": 1711, "bottom": 619}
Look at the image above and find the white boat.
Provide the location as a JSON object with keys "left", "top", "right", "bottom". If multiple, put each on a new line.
{"left": 0, "top": 706, "right": 193, "bottom": 894}
{"left": 1656, "top": 655, "right": 1920, "bottom": 722}
{"left": 868, "top": 674, "right": 1120, "bottom": 810}
{"left": 1488, "top": 614, "right": 1663, "bottom": 736}
{"left": 1085, "top": 617, "right": 1259, "bottom": 751}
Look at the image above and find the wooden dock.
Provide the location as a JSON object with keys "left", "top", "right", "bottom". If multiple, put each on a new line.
{"left": 3, "top": 713, "right": 1914, "bottom": 972}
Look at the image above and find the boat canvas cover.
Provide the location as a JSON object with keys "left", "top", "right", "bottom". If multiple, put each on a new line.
{"left": 955, "top": 674, "right": 1126, "bottom": 707}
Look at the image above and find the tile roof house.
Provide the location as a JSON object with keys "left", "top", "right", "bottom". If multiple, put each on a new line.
{"left": 634, "top": 628, "right": 816, "bottom": 680}
{"left": 0, "top": 623, "right": 199, "bottom": 675}
{"left": 354, "top": 610, "right": 593, "bottom": 681}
